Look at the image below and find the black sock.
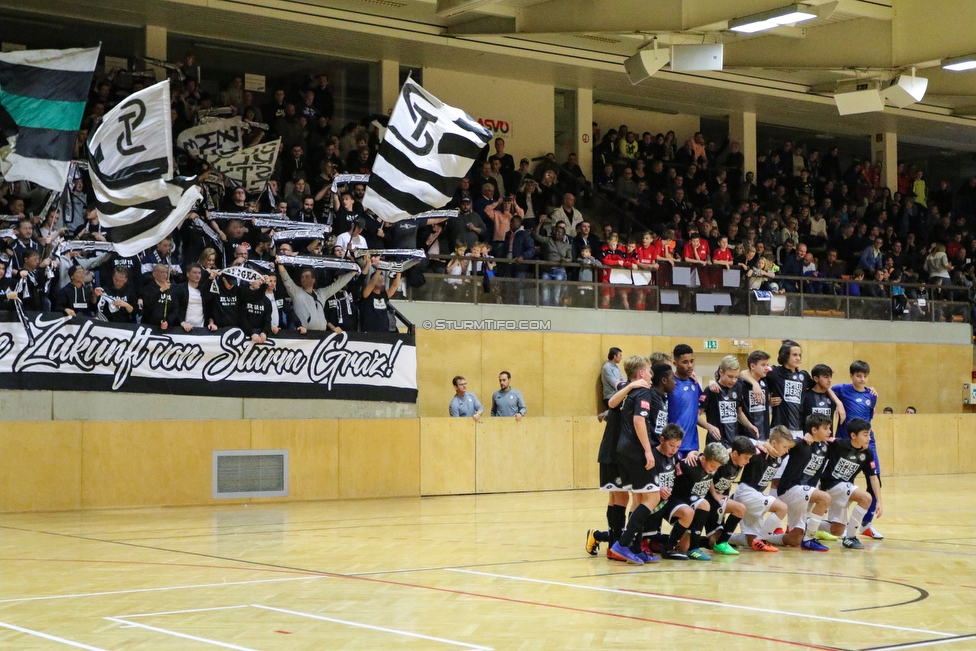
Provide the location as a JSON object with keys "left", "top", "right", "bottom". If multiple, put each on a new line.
{"left": 688, "top": 508, "right": 710, "bottom": 551}
{"left": 610, "top": 505, "right": 626, "bottom": 544}
{"left": 718, "top": 515, "right": 741, "bottom": 544}
{"left": 667, "top": 521, "right": 688, "bottom": 550}
{"left": 594, "top": 530, "right": 610, "bottom": 542}
{"left": 619, "top": 505, "right": 651, "bottom": 548}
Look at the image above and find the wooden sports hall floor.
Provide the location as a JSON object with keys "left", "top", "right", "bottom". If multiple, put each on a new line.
{"left": 0, "top": 475, "right": 973, "bottom": 651}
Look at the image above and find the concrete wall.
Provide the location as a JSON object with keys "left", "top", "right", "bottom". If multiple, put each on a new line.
{"left": 592, "top": 103, "right": 700, "bottom": 146}
{"left": 423, "top": 67, "right": 555, "bottom": 163}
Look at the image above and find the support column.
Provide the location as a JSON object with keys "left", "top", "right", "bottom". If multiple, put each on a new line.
{"left": 575, "top": 87, "right": 593, "bottom": 181}
{"left": 144, "top": 25, "right": 167, "bottom": 81}
{"left": 872, "top": 131, "right": 897, "bottom": 189}
{"left": 729, "top": 110, "right": 757, "bottom": 180}
{"left": 381, "top": 59, "right": 400, "bottom": 117}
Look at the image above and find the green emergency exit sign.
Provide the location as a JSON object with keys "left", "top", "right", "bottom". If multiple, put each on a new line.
{"left": 703, "top": 339, "right": 718, "bottom": 350}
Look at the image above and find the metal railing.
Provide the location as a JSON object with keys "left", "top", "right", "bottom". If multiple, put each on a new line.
{"left": 405, "top": 255, "right": 973, "bottom": 325}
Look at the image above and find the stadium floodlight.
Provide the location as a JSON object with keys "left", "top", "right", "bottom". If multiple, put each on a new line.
{"left": 728, "top": 4, "right": 818, "bottom": 33}
{"left": 942, "top": 54, "right": 976, "bottom": 72}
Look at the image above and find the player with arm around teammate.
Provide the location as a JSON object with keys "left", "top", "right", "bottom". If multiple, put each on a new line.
{"left": 662, "top": 442, "right": 731, "bottom": 561}
{"left": 767, "top": 413, "right": 834, "bottom": 551}
{"left": 703, "top": 436, "right": 757, "bottom": 556}
{"left": 820, "top": 418, "right": 883, "bottom": 549}
{"left": 729, "top": 427, "right": 794, "bottom": 552}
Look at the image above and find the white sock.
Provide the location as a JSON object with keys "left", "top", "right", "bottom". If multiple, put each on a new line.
{"left": 761, "top": 513, "right": 781, "bottom": 539}
{"left": 847, "top": 505, "right": 868, "bottom": 538}
{"left": 729, "top": 533, "right": 748, "bottom": 547}
{"left": 819, "top": 520, "right": 834, "bottom": 533}
{"left": 765, "top": 533, "right": 786, "bottom": 546}
{"left": 804, "top": 513, "right": 824, "bottom": 541}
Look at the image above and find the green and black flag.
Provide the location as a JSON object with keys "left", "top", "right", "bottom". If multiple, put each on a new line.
{"left": 0, "top": 46, "right": 99, "bottom": 190}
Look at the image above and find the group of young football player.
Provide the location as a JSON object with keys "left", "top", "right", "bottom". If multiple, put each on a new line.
{"left": 587, "top": 340, "right": 883, "bottom": 563}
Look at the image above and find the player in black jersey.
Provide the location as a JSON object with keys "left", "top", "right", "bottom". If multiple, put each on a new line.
{"left": 662, "top": 442, "right": 731, "bottom": 561}
{"left": 801, "top": 364, "right": 840, "bottom": 426}
{"left": 738, "top": 350, "right": 771, "bottom": 440}
{"left": 729, "top": 427, "right": 794, "bottom": 552}
{"left": 768, "top": 413, "right": 834, "bottom": 551}
{"left": 609, "top": 362, "right": 676, "bottom": 564}
{"left": 629, "top": 425, "right": 685, "bottom": 558}
{"left": 700, "top": 355, "right": 750, "bottom": 448}
{"left": 704, "top": 436, "right": 756, "bottom": 556}
{"left": 820, "top": 418, "right": 882, "bottom": 549}
{"left": 586, "top": 360, "right": 648, "bottom": 557}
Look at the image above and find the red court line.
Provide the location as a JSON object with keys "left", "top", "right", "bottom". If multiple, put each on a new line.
{"left": 622, "top": 587, "right": 723, "bottom": 603}
{"left": 334, "top": 572, "right": 841, "bottom": 650}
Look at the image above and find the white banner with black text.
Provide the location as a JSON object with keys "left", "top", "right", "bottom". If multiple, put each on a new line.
{"left": 0, "top": 313, "right": 417, "bottom": 402}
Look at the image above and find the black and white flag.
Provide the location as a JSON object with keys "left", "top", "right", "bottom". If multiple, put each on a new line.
{"left": 363, "top": 79, "right": 491, "bottom": 223}
{"left": 212, "top": 139, "right": 280, "bottom": 193}
{"left": 177, "top": 117, "right": 249, "bottom": 162}
{"left": 88, "top": 81, "right": 202, "bottom": 257}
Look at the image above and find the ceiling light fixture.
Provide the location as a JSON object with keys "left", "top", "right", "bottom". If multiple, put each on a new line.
{"left": 942, "top": 54, "right": 976, "bottom": 72}
{"left": 728, "top": 3, "right": 817, "bottom": 34}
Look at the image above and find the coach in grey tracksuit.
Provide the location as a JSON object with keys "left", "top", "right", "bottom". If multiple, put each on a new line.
{"left": 491, "top": 371, "right": 527, "bottom": 420}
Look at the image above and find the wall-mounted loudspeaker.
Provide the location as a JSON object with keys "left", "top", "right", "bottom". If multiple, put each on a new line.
{"left": 624, "top": 48, "right": 671, "bottom": 84}
{"left": 670, "top": 44, "right": 724, "bottom": 72}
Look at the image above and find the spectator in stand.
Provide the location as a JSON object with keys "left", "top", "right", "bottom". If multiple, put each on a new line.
{"left": 573, "top": 221, "right": 600, "bottom": 261}
{"left": 277, "top": 258, "right": 363, "bottom": 332}
{"left": 857, "top": 237, "right": 885, "bottom": 273}
{"left": 683, "top": 231, "right": 710, "bottom": 266}
{"left": 551, "top": 193, "right": 584, "bottom": 232}
{"left": 142, "top": 264, "right": 183, "bottom": 330}
{"left": 447, "top": 196, "right": 485, "bottom": 251}
{"left": 488, "top": 138, "right": 515, "bottom": 178}
{"left": 360, "top": 257, "right": 401, "bottom": 333}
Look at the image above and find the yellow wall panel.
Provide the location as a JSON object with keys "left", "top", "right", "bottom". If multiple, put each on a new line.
{"left": 477, "top": 418, "right": 573, "bottom": 493}
{"left": 600, "top": 335, "right": 657, "bottom": 361}
{"left": 892, "top": 414, "right": 958, "bottom": 476}
{"left": 543, "top": 332, "right": 602, "bottom": 417}
{"left": 852, "top": 343, "right": 897, "bottom": 411}
{"left": 937, "top": 345, "right": 972, "bottom": 414}
{"left": 805, "top": 340, "right": 854, "bottom": 383}
{"left": 338, "top": 419, "right": 420, "bottom": 499}
{"left": 420, "top": 418, "right": 475, "bottom": 495}
{"left": 958, "top": 415, "right": 976, "bottom": 474}
{"left": 480, "top": 332, "right": 544, "bottom": 418}
{"left": 872, "top": 415, "right": 895, "bottom": 477}
{"left": 416, "top": 329, "right": 484, "bottom": 418}
{"left": 573, "top": 417, "right": 605, "bottom": 489}
{"left": 81, "top": 421, "right": 250, "bottom": 508}
{"left": 250, "top": 420, "right": 338, "bottom": 502}
{"left": 895, "top": 344, "right": 940, "bottom": 413}
{"left": 0, "top": 422, "right": 82, "bottom": 512}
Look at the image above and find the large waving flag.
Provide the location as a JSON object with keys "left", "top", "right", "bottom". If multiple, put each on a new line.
{"left": 363, "top": 79, "right": 491, "bottom": 223}
{"left": 0, "top": 47, "right": 99, "bottom": 191}
{"left": 88, "top": 80, "right": 201, "bottom": 256}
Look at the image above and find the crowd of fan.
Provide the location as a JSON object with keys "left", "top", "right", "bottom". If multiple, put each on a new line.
{"left": 2, "top": 53, "right": 976, "bottom": 334}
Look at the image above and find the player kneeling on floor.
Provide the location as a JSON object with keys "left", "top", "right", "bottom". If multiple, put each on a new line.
{"left": 729, "top": 426, "right": 795, "bottom": 552}
{"left": 820, "top": 418, "right": 883, "bottom": 550}
{"left": 663, "top": 442, "right": 731, "bottom": 562}
{"left": 768, "top": 413, "right": 833, "bottom": 551}
{"left": 704, "top": 436, "right": 757, "bottom": 556}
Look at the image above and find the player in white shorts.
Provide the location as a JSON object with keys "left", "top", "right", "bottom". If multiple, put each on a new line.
{"left": 819, "top": 418, "right": 882, "bottom": 549}
{"left": 730, "top": 426, "right": 795, "bottom": 551}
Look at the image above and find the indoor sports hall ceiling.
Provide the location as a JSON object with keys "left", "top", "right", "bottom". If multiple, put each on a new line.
{"left": 3, "top": 0, "right": 976, "bottom": 150}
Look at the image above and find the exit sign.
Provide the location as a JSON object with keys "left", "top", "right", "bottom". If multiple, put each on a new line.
{"left": 703, "top": 339, "right": 718, "bottom": 351}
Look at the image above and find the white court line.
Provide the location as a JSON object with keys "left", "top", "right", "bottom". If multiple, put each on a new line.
{"left": 0, "top": 621, "right": 108, "bottom": 650}
{"left": 105, "top": 617, "right": 258, "bottom": 650}
{"left": 867, "top": 634, "right": 976, "bottom": 650}
{"left": 251, "top": 604, "right": 494, "bottom": 651}
{"left": 0, "top": 575, "right": 325, "bottom": 604}
{"left": 116, "top": 605, "right": 250, "bottom": 618}
{"left": 447, "top": 568, "right": 954, "bottom": 638}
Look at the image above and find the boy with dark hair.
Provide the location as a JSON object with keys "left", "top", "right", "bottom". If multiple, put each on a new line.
{"left": 704, "top": 435, "right": 756, "bottom": 556}
{"left": 738, "top": 349, "right": 771, "bottom": 440}
{"left": 645, "top": 363, "right": 675, "bottom": 445}
{"left": 801, "top": 363, "right": 839, "bottom": 425}
{"left": 662, "top": 442, "right": 731, "bottom": 561}
{"left": 767, "top": 413, "right": 833, "bottom": 551}
{"left": 832, "top": 361, "right": 884, "bottom": 539}
{"left": 668, "top": 343, "right": 704, "bottom": 458}
{"left": 820, "top": 418, "right": 882, "bottom": 549}
{"left": 730, "top": 426, "right": 795, "bottom": 552}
